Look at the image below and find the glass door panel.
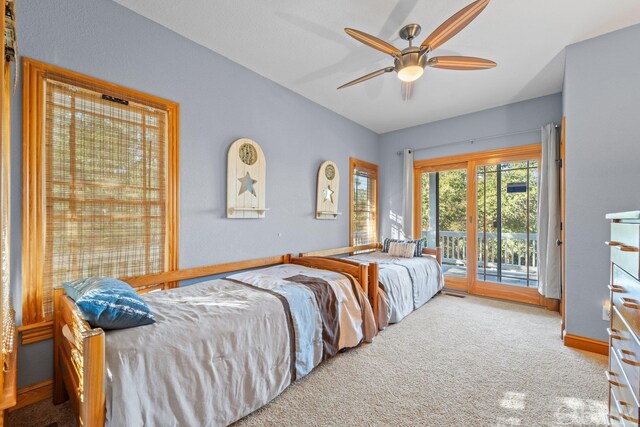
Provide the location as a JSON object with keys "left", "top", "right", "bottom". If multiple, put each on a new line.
{"left": 476, "top": 160, "right": 538, "bottom": 287}
{"left": 419, "top": 168, "right": 468, "bottom": 279}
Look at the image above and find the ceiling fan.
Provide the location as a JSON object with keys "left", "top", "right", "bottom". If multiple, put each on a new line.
{"left": 338, "top": 0, "right": 496, "bottom": 98}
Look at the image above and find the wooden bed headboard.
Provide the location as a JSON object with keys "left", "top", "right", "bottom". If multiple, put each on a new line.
{"left": 52, "top": 254, "right": 373, "bottom": 427}
{"left": 300, "top": 243, "right": 443, "bottom": 265}
{"left": 299, "top": 243, "right": 379, "bottom": 258}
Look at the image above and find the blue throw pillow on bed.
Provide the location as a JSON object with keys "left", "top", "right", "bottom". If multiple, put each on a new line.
{"left": 63, "top": 277, "right": 155, "bottom": 330}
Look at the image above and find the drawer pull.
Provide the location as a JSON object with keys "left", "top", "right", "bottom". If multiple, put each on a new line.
{"left": 622, "top": 297, "right": 640, "bottom": 310}
{"left": 620, "top": 245, "right": 639, "bottom": 253}
{"left": 608, "top": 328, "right": 624, "bottom": 340}
{"left": 618, "top": 348, "right": 640, "bottom": 367}
{"left": 606, "top": 370, "right": 624, "bottom": 387}
{"left": 609, "top": 284, "right": 626, "bottom": 293}
{"left": 606, "top": 241, "right": 623, "bottom": 247}
{"left": 606, "top": 414, "right": 619, "bottom": 427}
{"left": 618, "top": 400, "right": 640, "bottom": 423}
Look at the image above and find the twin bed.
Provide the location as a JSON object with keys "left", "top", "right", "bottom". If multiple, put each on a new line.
{"left": 301, "top": 243, "right": 444, "bottom": 328}
{"left": 54, "top": 255, "right": 376, "bottom": 426}
{"left": 54, "top": 248, "right": 443, "bottom": 426}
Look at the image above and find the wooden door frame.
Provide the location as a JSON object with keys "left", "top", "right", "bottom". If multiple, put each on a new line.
{"left": 560, "top": 117, "right": 566, "bottom": 331}
{"left": 414, "top": 144, "right": 547, "bottom": 305}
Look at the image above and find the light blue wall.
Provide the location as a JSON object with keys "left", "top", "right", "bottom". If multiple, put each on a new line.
{"left": 12, "top": 0, "right": 379, "bottom": 387}
{"left": 378, "top": 93, "right": 563, "bottom": 240}
{"left": 563, "top": 23, "right": 640, "bottom": 342}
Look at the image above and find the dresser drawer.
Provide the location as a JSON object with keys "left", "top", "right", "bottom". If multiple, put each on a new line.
{"left": 610, "top": 222, "right": 640, "bottom": 280}
{"left": 609, "top": 344, "right": 640, "bottom": 407}
{"left": 609, "top": 388, "right": 639, "bottom": 427}
{"left": 611, "top": 385, "right": 640, "bottom": 426}
{"left": 608, "top": 389, "right": 621, "bottom": 426}
{"left": 612, "top": 265, "right": 640, "bottom": 333}
{"left": 611, "top": 305, "right": 640, "bottom": 399}
{"left": 608, "top": 389, "right": 624, "bottom": 427}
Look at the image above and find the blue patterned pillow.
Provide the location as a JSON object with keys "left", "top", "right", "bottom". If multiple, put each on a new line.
{"left": 63, "top": 277, "right": 155, "bottom": 330}
{"left": 382, "top": 237, "right": 424, "bottom": 257}
{"left": 414, "top": 239, "right": 425, "bottom": 257}
{"left": 382, "top": 238, "right": 399, "bottom": 253}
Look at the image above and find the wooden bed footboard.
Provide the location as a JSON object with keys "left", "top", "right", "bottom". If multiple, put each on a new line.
{"left": 299, "top": 244, "right": 443, "bottom": 323}
{"left": 290, "top": 256, "right": 377, "bottom": 319}
{"left": 53, "top": 289, "right": 105, "bottom": 427}
{"left": 421, "top": 247, "right": 443, "bottom": 265}
{"left": 53, "top": 253, "right": 373, "bottom": 427}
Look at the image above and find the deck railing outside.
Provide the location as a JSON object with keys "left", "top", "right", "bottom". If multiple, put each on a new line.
{"left": 426, "top": 230, "right": 538, "bottom": 272}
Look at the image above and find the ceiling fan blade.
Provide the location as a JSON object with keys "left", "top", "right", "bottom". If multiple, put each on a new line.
{"left": 338, "top": 67, "right": 394, "bottom": 90}
{"left": 345, "top": 28, "right": 402, "bottom": 57}
{"left": 420, "top": 0, "right": 490, "bottom": 52}
{"left": 428, "top": 56, "right": 496, "bottom": 70}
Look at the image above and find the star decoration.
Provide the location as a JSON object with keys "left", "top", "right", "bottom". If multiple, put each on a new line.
{"left": 322, "top": 185, "right": 334, "bottom": 204}
{"left": 238, "top": 172, "right": 257, "bottom": 197}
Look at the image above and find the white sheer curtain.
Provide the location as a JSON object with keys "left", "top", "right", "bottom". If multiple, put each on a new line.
{"left": 538, "top": 123, "right": 561, "bottom": 299}
{"left": 401, "top": 148, "right": 414, "bottom": 239}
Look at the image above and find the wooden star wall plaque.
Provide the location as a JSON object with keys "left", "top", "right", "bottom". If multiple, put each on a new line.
{"left": 316, "top": 160, "right": 340, "bottom": 219}
{"left": 227, "top": 138, "right": 267, "bottom": 218}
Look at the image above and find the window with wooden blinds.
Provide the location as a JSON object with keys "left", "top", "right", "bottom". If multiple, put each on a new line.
{"left": 350, "top": 158, "right": 378, "bottom": 246}
{"left": 1, "top": 41, "right": 14, "bottom": 376}
{"left": 22, "top": 59, "right": 179, "bottom": 328}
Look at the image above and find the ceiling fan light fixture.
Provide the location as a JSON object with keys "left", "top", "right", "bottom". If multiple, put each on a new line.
{"left": 397, "top": 65, "right": 424, "bottom": 82}
{"left": 394, "top": 48, "right": 427, "bottom": 83}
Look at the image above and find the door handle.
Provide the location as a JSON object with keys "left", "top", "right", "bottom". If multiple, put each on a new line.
{"left": 556, "top": 239, "right": 562, "bottom": 246}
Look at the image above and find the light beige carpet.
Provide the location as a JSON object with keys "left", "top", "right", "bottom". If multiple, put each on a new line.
{"left": 8, "top": 295, "right": 607, "bottom": 427}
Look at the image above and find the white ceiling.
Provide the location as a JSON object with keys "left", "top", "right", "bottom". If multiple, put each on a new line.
{"left": 113, "top": 0, "right": 640, "bottom": 134}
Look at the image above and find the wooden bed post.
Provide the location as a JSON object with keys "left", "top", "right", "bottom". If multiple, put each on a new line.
{"left": 52, "top": 290, "right": 67, "bottom": 405}
{"left": 81, "top": 330, "right": 105, "bottom": 427}
{"left": 421, "top": 247, "right": 442, "bottom": 266}
{"left": 367, "top": 263, "right": 379, "bottom": 323}
{"left": 55, "top": 293, "right": 107, "bottom": 427}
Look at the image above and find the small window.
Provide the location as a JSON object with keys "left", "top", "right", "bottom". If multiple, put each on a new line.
{"left": 22, "top": 59, "right": 179, "bottom": 326}
{"left": 350, "top": 158, "right": 378, "bottom": 246}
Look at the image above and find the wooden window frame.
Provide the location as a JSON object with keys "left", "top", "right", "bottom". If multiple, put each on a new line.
{"left": 349, "top": 157, "right": 379, "bottom": 247}
{"left": 20, "top": 58, "right": 179, "bottom": 341}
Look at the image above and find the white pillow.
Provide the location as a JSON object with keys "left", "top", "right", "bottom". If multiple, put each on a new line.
{"left": 388, "top": 242, "right": 416, "bottom": 258}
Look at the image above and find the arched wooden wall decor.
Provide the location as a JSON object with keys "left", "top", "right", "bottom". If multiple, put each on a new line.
{"left": 316, "top": 160, "right": 340, "bottom": 219}
{"left": 227, "top": 138, "right": 267, "bottom": 218}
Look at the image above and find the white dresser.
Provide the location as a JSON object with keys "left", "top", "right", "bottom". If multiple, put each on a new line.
{"left": 606, "top": 211, "right": 640, "bottom": 426}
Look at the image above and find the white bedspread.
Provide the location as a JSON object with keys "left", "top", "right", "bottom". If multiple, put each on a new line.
{"left": 348, "top": 252, "right": 444, "bottom": 323}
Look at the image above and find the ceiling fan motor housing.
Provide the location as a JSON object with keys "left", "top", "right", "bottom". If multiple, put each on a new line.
{"left": 394, "top": 47, "right": 427, "bottom": 82}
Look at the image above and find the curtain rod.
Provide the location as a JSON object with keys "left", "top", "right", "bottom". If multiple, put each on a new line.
{"left": 396, "top": 123, "right": 559, "bottom": 155}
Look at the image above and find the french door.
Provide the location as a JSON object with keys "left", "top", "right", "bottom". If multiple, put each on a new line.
{"left": 414, "top": 145, "right": 545, "bottom": 305}
{"left": 415, "top": 163, "right": 469, "bottom": 291}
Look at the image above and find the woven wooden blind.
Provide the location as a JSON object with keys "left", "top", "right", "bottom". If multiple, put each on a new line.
{"left": 1, "top": 63, "right": 13, "bottom": 367}
{"left": 351, "top": 161, "right": 378, "bottom": 246}
{"left": 41, "top": 77, "right": 168, "bottom": 318}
